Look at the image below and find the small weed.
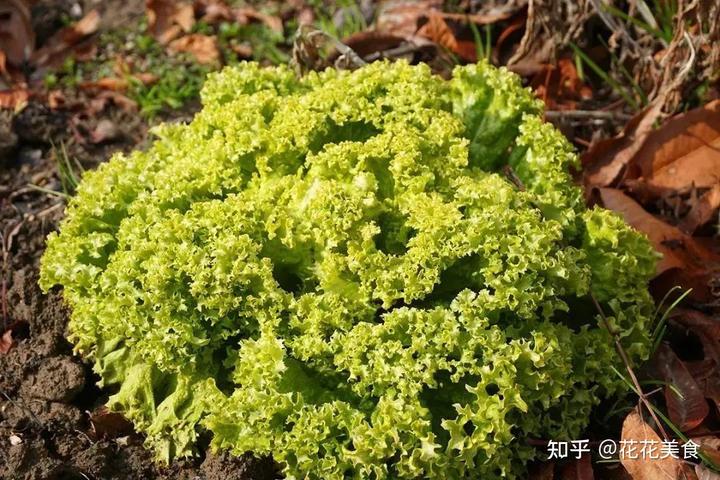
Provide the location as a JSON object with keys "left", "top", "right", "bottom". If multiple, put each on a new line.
{"left": 119, "top": 33, "right": 211, "bottom": 117}
{"left": 469, "top": 23, "right": 492, "bottom": 63}
{"left": 650, "top": 286, "right": 692, "bottom": 354}
{"left": 612, "top": 366, "right": 720, "bottom": 472}
{"left": 570, "top": 42, "right": 641, "bottom": 109}
{"left": 222, "top": 23, "right": 289, "bottom": 64}
{"left": 54, "top": 141, "right": 83, "bottom": 195}
{"left": 311, "top": 0, "right": 368, "bottom": 40}
{"left": 29, "top": 141, "right": 83, "bottom": 198}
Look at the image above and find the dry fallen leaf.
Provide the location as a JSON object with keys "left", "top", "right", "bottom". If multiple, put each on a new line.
{"left": 680, "top": 184, "right": 720, "bottom": 234}
{"left": 342, "top": 31, "right": 406, "bottom": 58}
{"left": 621, "top": 411, "right": 684, "bottom": 480}
{"left": 532, "top": 57, "right": 592, "bottom": 111}
{"left": 235, "top": 6, "right": 283, "bottom": 34}
{"left": 146, "top": 0, "right": 195, "bottom": 44}
{"left": 0, "top": 329, "right": 14, "bottom": 353}
{"left": 89, "top": 119, "right": 122, "bottom": 144}
{"left": 0, "top": 0, "right": 34, "bottom": 66}
{"left": 88, "top": 90, "right": 138, "bottom": 114}
{"left": 654, "top": 344, "right": 709, "bottom": 432}
{"left": 700, "top": 373, "right": 720, "bottom": 413}
{"left": 582, "top": 101, "right": 666, "bottom": 190}
{"left": 89, "top": 406, "right": 134, "bottom": 439}
{"left": 417, "top": 13, "right": 476, "bottom": 62}
{"left": 373, "top": 1, "right": 508, "bottom": 62}
{"left": 0, "top": 87, "right": 29, "bottom": 110}
{"left": 598, "top": 188, "right": 720, "bottom": 302}
{"left": 672, "top": 310, "right": 720, "bottom": 367}
{"left": 629, "top": 100, "right": 720, "bottom": 195}
{"left": 194, "top": 0, "right": 234, "bottom": 24}
{"left": 598, "top": 188, "right": 717, "bottom": 276}
{"left": 696, "top": 465, "right": 720, "bottom": 480}
{"left": 692, "top": 437, "right": 720, "bottom": 471}
{"left": 169, "top": 34, "right": 220, "bottom": 64}
{"left": 0, "top": 50, "right": 7, "bottom": 82}
{"left": 81, "top": 73, "right": 158, "bottom": 92}
{"left": 375, "top": 0, "right": 444, "bottom": 40}
{"left": 47, "top": 89, "right": 66, "bottom": 109}
{"left": 30, "top": 9, "right": 101, "bottom": 70}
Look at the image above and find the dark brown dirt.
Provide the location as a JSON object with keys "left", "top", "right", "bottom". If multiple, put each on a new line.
{"left": 0, "top": 89, "right": 277, "bottom": 480}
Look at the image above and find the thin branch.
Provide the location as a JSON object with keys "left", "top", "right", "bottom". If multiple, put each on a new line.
{"left": 545, "top": 110, "right": 633, "bottom": 121}
{"left": 590, "top": 293, "right": 670, "bottom": 440}
{"left": 502, "top": 165, "right": 526, "bottom": 191}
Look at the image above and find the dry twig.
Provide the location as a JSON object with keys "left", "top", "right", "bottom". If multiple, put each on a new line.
{"left": 590, "top": 293, "right": 670, "bottom": 440}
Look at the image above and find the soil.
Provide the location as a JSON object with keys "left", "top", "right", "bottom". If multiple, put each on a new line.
{"left": 0, "top": 101, "right": 279, "bottom": 479}
{"left": 0, "top": 3, "right": 279, "bottom": 478}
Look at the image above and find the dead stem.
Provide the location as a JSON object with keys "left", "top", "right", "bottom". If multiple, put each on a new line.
{"left": 545, "top": 110, "right": 633, "bottom": 121}
{"left": 590, "top": 293, "right": 671, "bottom": 440}
{"left": 502, "top": 165, "right": 526, "bottom": 191}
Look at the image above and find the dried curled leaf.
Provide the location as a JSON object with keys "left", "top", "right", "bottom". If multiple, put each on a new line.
{"left": 168, "top": 34, "right": 220, "bottom": 64}
{"left": 146, "top": 0, "right": 195, "bottom": 44}
{"left": 621, "top": 411, "right": 684, "bottom": 480}
{"left": 0, "top": 0, "right": 34, "bottom": 66}
{"left": 30, "top": 9, "right": 101, "bottom": 70}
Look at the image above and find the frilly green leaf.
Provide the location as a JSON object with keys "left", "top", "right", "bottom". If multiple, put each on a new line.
{"left": 40, "top": 60, "right": 656, "bottom": 479}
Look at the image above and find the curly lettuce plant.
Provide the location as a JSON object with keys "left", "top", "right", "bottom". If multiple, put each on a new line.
{"left": 41, "top": 60, "right": 658, "bottom": 479}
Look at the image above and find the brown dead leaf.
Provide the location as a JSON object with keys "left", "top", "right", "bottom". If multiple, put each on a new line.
{"left": 672, "top": 310, "right": 720, "bottom": 368}
{"left": 89, "top": 119, "right": 122, "bottom": 144}
{"left": 81, "top": 73, "right": 158, "bottom": 92}
{"left": 654, "top": 344, "right": 709, "bottom": 432}
{"left": 30, "top": 9, "right": 100, "bottom": 70}
{"left": 231, "top": 43, "right": 252, "bottom": 58}
{"left": 342, "top": 31, "right": 406, "bottom": 58}
{"left": 373, "top": 1, "right": 508, "bottom": 63}
{"left": 582, "top": 101, "right": 666, "bottom": 190}
{"left": 680, "top": 184, "right": 720, "bottom": 234}
{"left": 194, "top": 0, "right": 234, "bottom": 24}
{"left": 47, "top": 89, "right": 66, "bottom": 109}
{"left": 0, "top": 87, "right": 29, "bottom": 110}
{"left": 598, "top": 188, "right": 720, "bottom": 303}
{"left": 375, "top": 0, "right": 443, "bottom": 40}
{"left": 235, "top": 6, "right": 283, "bottom": 34}
{"left": 0, "top": 0, "right": 34, "bottom": 66}
{"left": 146, "top": 0, "right": 195, "bottom": 44}
{"left": 621, "top": 410, "right": 684, "bottom": 480}
{"left": 88, "top": 90, "right": 137, "bottom": 114}
{"left": 0, "top": 329, "right": 13, "bottom": 353}
{"left": 0, "top": 50, "right": 6, "bottom": 81}
{"left": 692, "top": 436, "right": 720, "bottom": 470}
{"left": 705, "top": 378, "right": 720, "bottom": 413}
{"left": 417, "top": 13, "right": 476, "bottom": 62}
{"left": 532, "top": 57, "right": 592, "bottom": 110}
{"left": 83, "top": 77, "right": 128, "bottom": 92}
{"left": 89, "top": 406, "right": 134, "bottom": 439}
{"left": 168, "top": 34, "right": 220, "bottom": 64}
{"left": 598, "top": 188, "right": 718, "bottom": 276}
{"left": 696, "top": 465, "right": 720, "bottom": 480}
{"left": 297, "top": 6, "right": 314, "bottom": 27}
{"left": 628, "top": 101, "right": 720, "bottom": 196}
